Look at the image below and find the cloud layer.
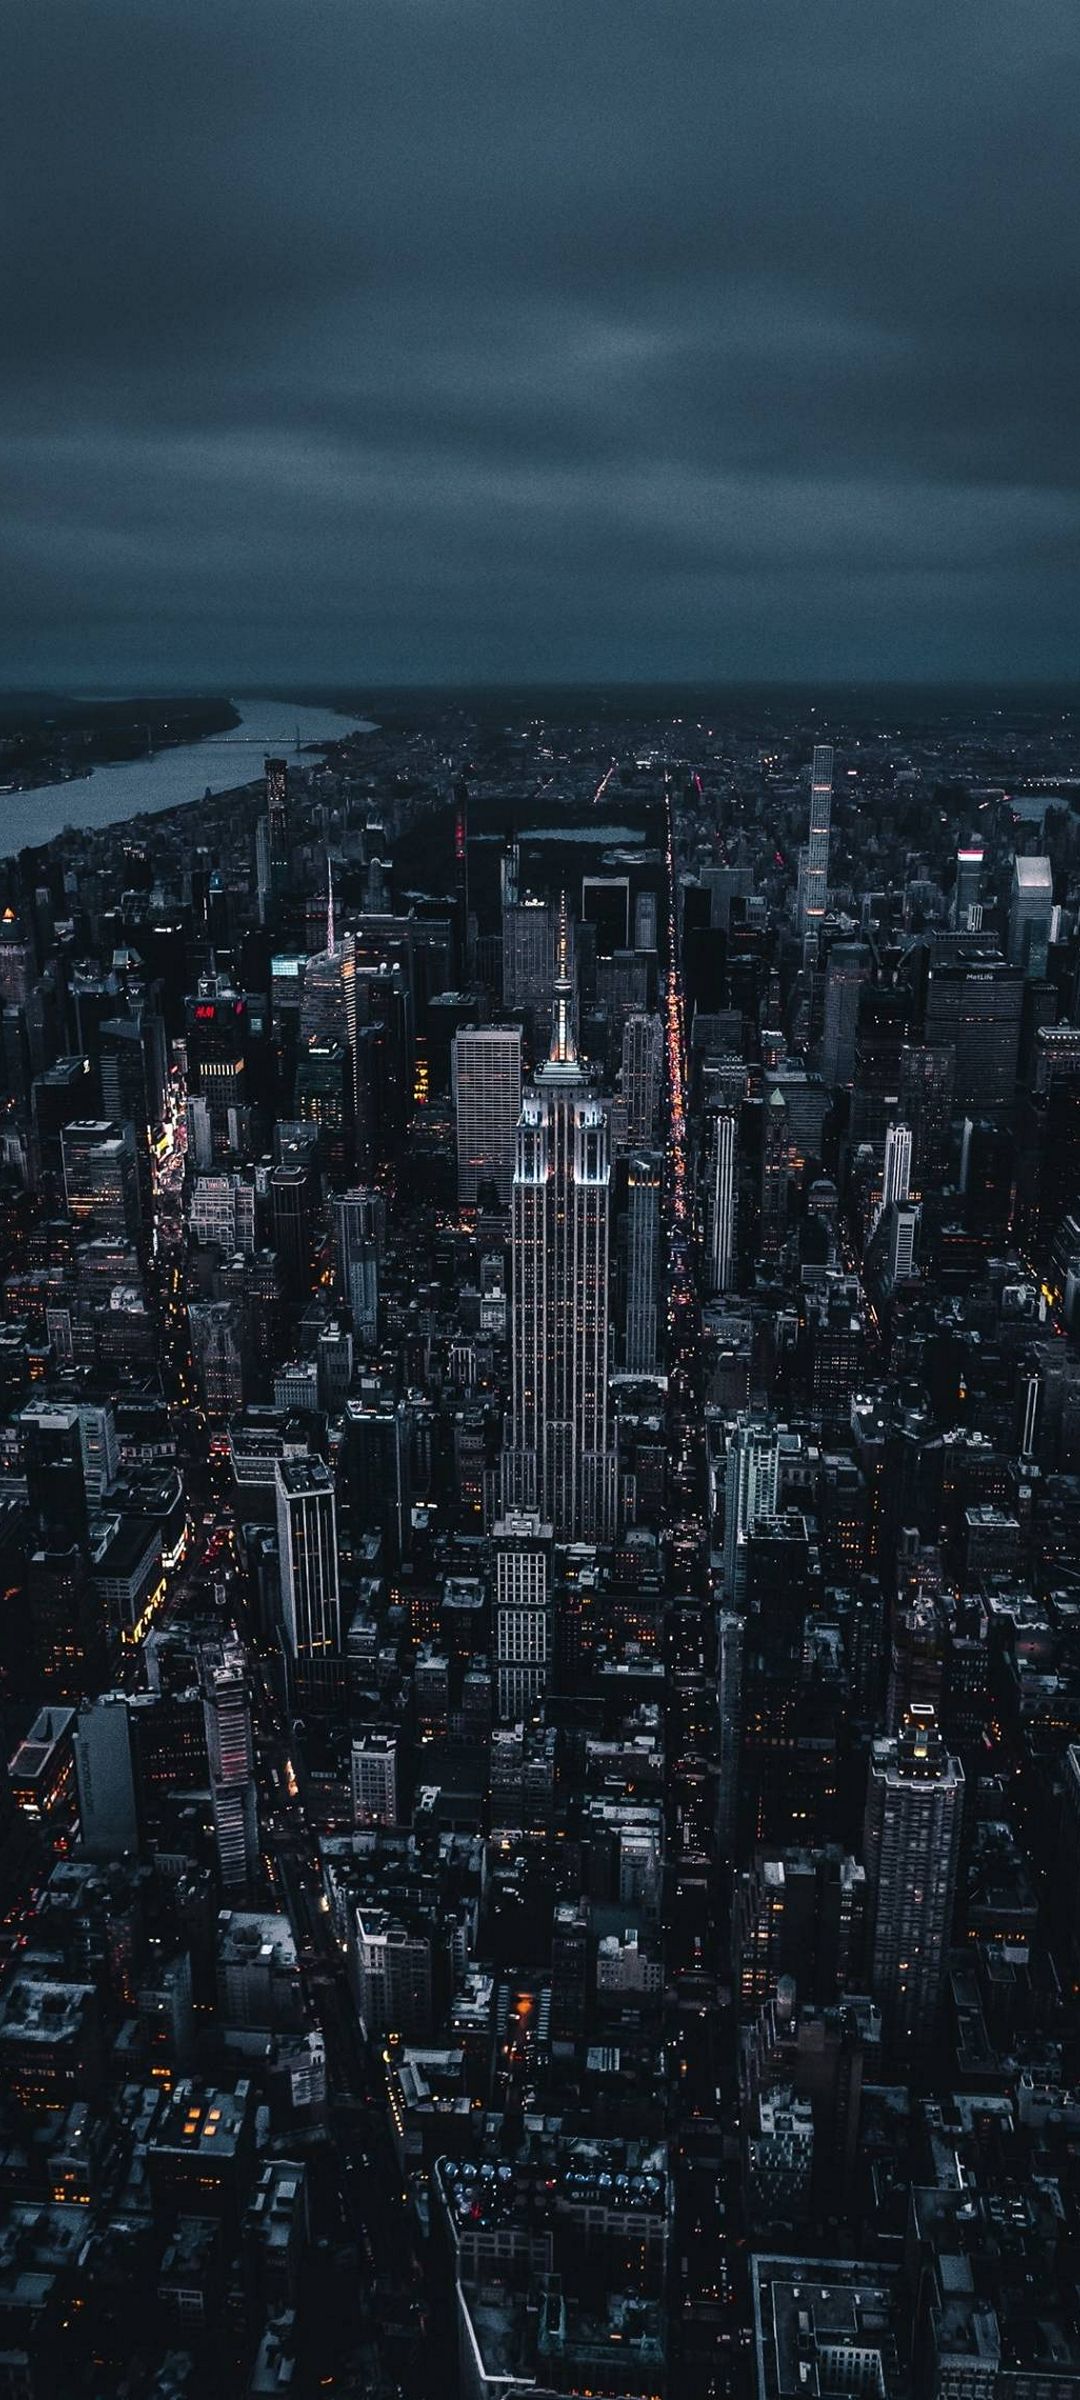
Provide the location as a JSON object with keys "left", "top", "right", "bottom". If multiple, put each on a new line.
{"left": 3, "top": 0, "right": 1078, "bottom": 687}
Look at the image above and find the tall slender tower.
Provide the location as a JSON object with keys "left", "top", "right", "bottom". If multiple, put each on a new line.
{"left": 624, "top": 1152, "right": 661, "bottom": 1374}
{"left": 621, "top": 1012, "right": 663, "bottom": 1148}
{"left": 201, "top": 1636, "right": 258, "bottom": 1896}
{"left": 705, "top": 1107, "right": 738, "bottom": 1294}
{"left": 275, "top": 1459, "right": 341, "bottom": 1698}
{"left": 881, "top": 1121, "right": 913, "bottom": 1213}
{"left": 798, "top": 742, "right": 834, "bottom": 945}
{"left": 452, "top": 1024, "right": 523, "bottom": 1205}
{"left": 507, "top": 903, "right": 616, "bottom": 1541}
{"left": 265, "top": 757, "right": 289, "bottom": 898}
{"left": 863, "top": 1705, "right": 963, "bottom": 2053}
{"left": 722, "top": 1416, "right": 781, "bottom": 1603}
{"left": 493, "top": 1510, "right": 553, "bottom": 1723}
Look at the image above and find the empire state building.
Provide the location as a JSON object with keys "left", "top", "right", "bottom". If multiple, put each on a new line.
{"left": 505, "top": 908, "right": 617, "bottom": 1543}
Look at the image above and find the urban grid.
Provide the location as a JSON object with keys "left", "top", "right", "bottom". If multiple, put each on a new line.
{"left": 0, "top": 687, "right": 1079, "bottom": 2400}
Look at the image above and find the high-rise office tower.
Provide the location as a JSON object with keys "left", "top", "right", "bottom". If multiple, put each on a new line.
{"left": 75, "top": 1401, "right": 118, "bottom": 1508}
{"left": 188, "top": 1299, "right": 245, "bottom": 1422}
{"left": 634, "top": 890, "right": 658, "bottom": 954}
{"left": 705, "top": 1108, "right": 738, "bottom": 1294}
{"left": 850, "top": 986, "right": 912, "bottom": 1153}
{"left": 880, "top": 1121, "right": 913, "bottom": 1217}
{"left": 351, "top": 1729, "right": 399, "bottom": 1827}
{"left": 620, "top": 1012, "right": 663, "bottom": 1148}
{"left": 270, "top": 1159, "right": 315, "bottom": 1298}
{"left": 99, "top": 1007, "right": 167, "bottom": 1143}
{"left": 265, "top": 756, "right": 289, "bottom": 893}
{"left": 296, "top": 1037, "right": 352, "bottom": 1182}
{"left": 201, "top": 1637, "right": 258, "bottom": 1896}
{"left": 862, "top": 1704, "right": 963, "bottom": 2052}
{"left": 502, "top": 885, "right": 566, "bottom": 1024}
{"left": 275, "top": 1460, "right": 341, "bottom": 1688}
{"left": 797, "top": 743, "right": 834, "bottom": 945}
{"left": 22, "top": 1400, "right": 89, "bottom": 1544}
{"left": 899, "top": 1045, "right": 954, "bottom": 1184}
{"left": 624, "top": 1153, "right": 661, "bottom": 1375}
{"left": 493, "top": 1509, "right": 553, "bottom": 1722}
{"left": 821, "top": 943, "right": 870, "bottom": 1088}
{"left": 451, "top": 1025, "right": 523, "bottom": 1205}
{"left": 923, "top": 956, "right": 1023, "bottom": 1116}
{"left": 300, "top": 945, "right": 349, "bottom": 1045}
{"left": 75, "top": 1692, "right": 140, "bottom": 1860}
{"left": 185, "top": 983, "right": 249, "bottom": 1161}
{"left": 334, "top": 1188, "right": 382, "bottom": 1346}
{"left": 61, "top": 1119, "right": 142, "bottom": 1237}
{"left": 507, "top": 914, "right": 616, "bottom": 1542}
{"left": 952, "top": 843, "right": 984, "bottom": 931}
{"left": 1008, "top": 856, "right": 1054, "bottom": 980}
{"left": 342, "top": 1396, "right": 412, "bottom": 1567}
{"left": 582, "top": 875, "right": 630, "bottom": 958}
{"left": 454, "top": 781, "right": 471, "bottom": 981}
{"left": 882, "top": 1119, "right": 912, "bottom": 1204}
{"left": 885, "top": 1200, "right": 920, "bottom": 1290}
{"left": 722, "top": 1416, "right": 781, "bottom": 1603}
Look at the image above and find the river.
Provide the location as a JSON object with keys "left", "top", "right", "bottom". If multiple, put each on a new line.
{"left": 0, "top": 695, "right": 375, "bottom": 858}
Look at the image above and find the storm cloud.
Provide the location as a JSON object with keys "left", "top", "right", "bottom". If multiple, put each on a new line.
{"left": 3, "top": 0, "right": 1078, "bottom": 686}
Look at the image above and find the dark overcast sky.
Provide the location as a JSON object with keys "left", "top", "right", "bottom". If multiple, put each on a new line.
{"left": 4, "top": 0, "right": 1079, "bottom": 690}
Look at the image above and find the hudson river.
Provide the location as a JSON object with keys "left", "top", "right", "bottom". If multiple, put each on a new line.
{"left": 0, "top": 696, "right": 374, "bottom": 857}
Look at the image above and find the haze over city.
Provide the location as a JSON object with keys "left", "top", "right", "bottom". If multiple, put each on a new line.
{"left": 4, "top": 0, "right": 1079, "bottom": 689}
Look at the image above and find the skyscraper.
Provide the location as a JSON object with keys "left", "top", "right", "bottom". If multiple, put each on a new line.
{"left": 334, "top": 1186, "right": 384, "bottom": 1347}
{"left": 201, "top": 1637, "right": 258, "bottom": 1896}
{"left": 492, "top": 1509, "right": 553, "bottom": 1722}
{"left": 61, "top": 1119, "right": 142, "bottom": 1237}
{"left": 705, "top": 1107, "right": 738, "bottom": 1294}
{"left": 75, "top": 1692, "right": 140, "bottom": 1860}
{"left": 451, "top": 1024, "right": 523, "bottom": 1205}
{"left": 880, "top": 1121, "right": 913, "bottom": 1218}
{"left": 862, "top": 1705, "right": 963, "bottom": 2052}
{"left": 350, "top": 1729, "right": 399, "bottom": 1827}
{"left": 620, "top": 1012, "right": 663, "bottom": 1148}
{"left": 797, "top": 743, "right": 834, "bottom": 945}
{"left": 275, "top": 1459, "right": 341, "bottom": 1692}
{"left": 502, "top": 882, "right": 566, "bottom": 1025}
{"left": 624, "top": 1152, "right": 661, "bottom": 1375}
{"left": 899, "top": 1044, "right": 954, "bottom": 1184}
{"left": 1008, "top": 856, "right": 1054, "bottom": 980}
{"left": 722, "top": 1416, "right": 781, "bottom": 1603}
{"left": 507, "top": 911, "right": 616, "bottom": 1542}
{"left": 265, "top": 756, "right": 289, "bottom": 895}
{"left": 821, "top": 943, "right": 870, "bottom": 1089}
{"left": 953, "top": 843, "right": 984, "bottom": 931}
{"left": 923, "top": 955, "right": 1023, "bottom": 1116}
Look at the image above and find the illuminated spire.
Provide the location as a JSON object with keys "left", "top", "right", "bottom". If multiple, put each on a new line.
{"left": 326, "top": 850, "right": 335, "bottom": 958}
{"left": 548, "top": 891, "right": 577, "bottom": 1066}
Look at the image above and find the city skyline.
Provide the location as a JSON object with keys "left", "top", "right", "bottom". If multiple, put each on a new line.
{"left": 3, "top": 0, "right": 1080, "bottom": 2384}
{"left": 1, "top": 695, "right": 1080, "bottom": 2396}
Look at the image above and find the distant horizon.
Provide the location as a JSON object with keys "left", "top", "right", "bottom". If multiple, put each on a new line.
{"left": 4, "top": 676, "right": 1080, "bottom": 704}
